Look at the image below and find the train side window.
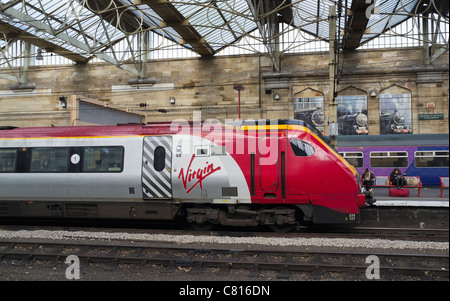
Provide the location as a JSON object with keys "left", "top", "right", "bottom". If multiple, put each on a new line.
{"left": 415, "top": 151, "right": 449, "bottom": 168}
{"left": 289, "top": 139, "right": 315, "bottom": 157}
{"left": 154, "top": 146, "right": 166, "bottom": 172}
{"left": 340, "top": 152, "right": 363, "bottom": 167}
{"left": 30, "top": 148, "right": 69, "bottom": 172}
{"left": 83, "top": 147, "right": 124, "bottom": 172}
{"left": 370, "top": 151, "right": 408, "bottom": 168}
{"left": 0, "top": 149, "right": 17, "bottom": 172}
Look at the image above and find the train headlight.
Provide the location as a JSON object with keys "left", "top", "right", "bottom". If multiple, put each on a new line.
{"left": 355, "top": 113, "right": 367, "bottom": 127}
{"left": 393, "top": 112, "right": 405, "bottom": 125}
{"left": 311, "top": 110, "right": 324, "bottom": 127}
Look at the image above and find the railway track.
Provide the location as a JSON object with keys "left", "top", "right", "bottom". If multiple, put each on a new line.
{"left": 1, "top": 240, "right": 448, "bottom": 280}
{"left": 0, "top": 240, "right": 448, "bottom": 281}
{"left": 0, "top": 222, "right": 448, "bottom": 280}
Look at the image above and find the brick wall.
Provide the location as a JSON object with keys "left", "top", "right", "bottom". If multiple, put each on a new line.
{"left": 0, "top": 47, "right": 448, "bottom": 134}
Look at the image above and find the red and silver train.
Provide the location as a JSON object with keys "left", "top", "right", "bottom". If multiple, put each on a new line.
{"left": 0, "top": 119, "right": 366, "bottom": 231}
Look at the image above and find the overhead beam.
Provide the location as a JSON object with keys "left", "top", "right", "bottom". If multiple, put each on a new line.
{"left": 344, "top": 0, "right": 372, "bottom": 50}
{"left": 137, "top": 0, "right": 215, "bottom": 56}
{"left": 0, "top": 21, "right": 88, "bottom": 64}
{"left": 1, "top": 5, "right": 142, "bottom": 77}
{"left": 422, "top": 12, "right": 448, "bottom": 65}
{"left": 82, "top": 0, "right": 150, "bottom": 35}
{"left": 415, "top": 0, "right": 449, "bottom": 17}
{"left": 0, "top": 72, "right": 21, "bottom": 83}
{"left": 277, "top": 0, "right": 294, "bottom": 24}
{"left": 417, "top": 1, "right": 449, "bottom": 64}
{"left": 247, "top": 0, "right": 293, "bottom": 71}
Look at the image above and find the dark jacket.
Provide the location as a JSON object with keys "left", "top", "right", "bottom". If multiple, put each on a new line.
{"left": 362, "top": 170, "right": 375, "bottom": 182}
{"left": 390, "top": 170, "right": 403, "bottom": 182}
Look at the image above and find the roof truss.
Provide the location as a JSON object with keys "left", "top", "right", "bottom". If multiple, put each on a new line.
{"left": 0, "top": 0, "right": 448, "bottom": 81}
{"left": 136, "top": 0, "right": 215, "bottom": 56}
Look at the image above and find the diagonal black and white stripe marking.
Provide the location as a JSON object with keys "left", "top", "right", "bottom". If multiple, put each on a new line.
{"left": 142, "top": 136, "right": 172, "bottom": 198}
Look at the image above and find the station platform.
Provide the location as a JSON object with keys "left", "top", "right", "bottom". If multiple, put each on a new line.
{"left": 370, "top": 186, "right": 449, "bottom": 208}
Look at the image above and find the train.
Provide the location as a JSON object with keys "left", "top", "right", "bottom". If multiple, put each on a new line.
{"left": 338, "top": 112, "right": 369, "bottom": 135}
{"left": 337, "top": 134, "right": 449, "bottom": 186}
{"left": 0, "top": 119, "right": 366, "bottom": 231}
{"left": 379, "top": 112, "right": 412, "bottom": 135}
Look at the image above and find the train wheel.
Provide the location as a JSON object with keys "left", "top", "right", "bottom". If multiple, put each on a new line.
{"left": 190, "top": 221, "right": 214, "bottom": 231}
{"left": 267, "top": 207, "right": 298, "bottom": 233}
{"left": 186, "top": 206, "right": 215, "bottom": 231}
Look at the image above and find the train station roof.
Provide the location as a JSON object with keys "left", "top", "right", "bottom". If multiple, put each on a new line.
{"left": 0, "top": 0, "right": 449, "bottom": 75}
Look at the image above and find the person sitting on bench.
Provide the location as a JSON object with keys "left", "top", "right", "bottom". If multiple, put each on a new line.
{"left": 361, "top": 168, "right": 375, "bottom": 192}
{"left": 390, "top": 168, "right": 406, "bottom": 189}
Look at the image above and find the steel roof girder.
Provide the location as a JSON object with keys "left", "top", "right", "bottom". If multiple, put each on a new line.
{"left": 2, "top": 5, "right": 141, "bottom": 77}
{"left": 139, "top": 0, "right": 215, "bottom": 56}
{"left": 246, "top": 0, "right": 283, "bottom": 71}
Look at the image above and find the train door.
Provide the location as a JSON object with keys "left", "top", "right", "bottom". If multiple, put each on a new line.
{"left": 259, "top": 136, "right": 279, "bottom": 194}
{"left": 142, "top": 136, "right": 172, "bottom": 199}
{"left": 286, "top": 137, "right": 313, "bottom": 202}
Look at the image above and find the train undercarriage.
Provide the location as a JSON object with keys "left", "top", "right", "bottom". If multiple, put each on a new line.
{"left": 185, "top": 205, "right": 300, "bottom": 232}
{"left": 0, "top": 199, "right": 361, "bottom": 232}
{"left": 0, "top": 200, "right": 311, "bottom": 232}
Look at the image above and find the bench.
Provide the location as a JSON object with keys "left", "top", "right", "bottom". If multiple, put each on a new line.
{"left": 440, "top": 177, "right": 449, "bottom": 198}
{"left": 363, "top": 175, "right": 423, "bottom": 197}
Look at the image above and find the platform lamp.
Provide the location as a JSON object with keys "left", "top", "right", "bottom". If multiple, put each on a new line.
{"left": 36, "top": 48, "right": 44, "bottom": 61}
{"left": 59, "top": 96, "right": 67, "bottom": 108}
{"left": 233, "top": 84, "right": 245, "bottom": 120}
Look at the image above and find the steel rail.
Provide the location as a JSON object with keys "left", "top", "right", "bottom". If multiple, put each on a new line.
{"left": 0, "top": 240, "right": 448, "bottom": 280}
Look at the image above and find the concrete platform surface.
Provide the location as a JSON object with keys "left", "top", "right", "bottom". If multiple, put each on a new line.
{"left": 370, "top": 186, "right": 448, "bottom": 207}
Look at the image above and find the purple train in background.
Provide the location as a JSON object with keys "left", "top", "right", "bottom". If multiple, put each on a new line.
{"left": 337, "top": 134, "right": 449, "bottom": 186}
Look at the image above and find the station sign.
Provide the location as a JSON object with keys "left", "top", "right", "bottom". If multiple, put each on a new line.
{"left": 418, "top": 114, "right": 444, "bottom": 120}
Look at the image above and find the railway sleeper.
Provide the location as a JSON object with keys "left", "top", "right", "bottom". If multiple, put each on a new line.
{"left": 185, "top": 206, "right": 297, "bottom": 228}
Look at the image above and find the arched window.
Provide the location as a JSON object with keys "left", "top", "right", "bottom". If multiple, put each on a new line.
{"left": 379, "top": 93, "right": 413, "bottom": 134}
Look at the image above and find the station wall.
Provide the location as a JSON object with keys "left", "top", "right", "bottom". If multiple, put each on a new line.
{"left": 0, "top": 47, "right": 448, "bottom": 135}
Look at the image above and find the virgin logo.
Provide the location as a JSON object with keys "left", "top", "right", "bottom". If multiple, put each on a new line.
{"left": 178, "top": 154, "right": 221, "bottom": 194}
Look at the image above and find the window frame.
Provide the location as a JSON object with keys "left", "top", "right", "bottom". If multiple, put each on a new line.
{"left": 339, "top": 151, "right": 364, "bottom": 168}
{"left": 0, "top": 148, "right": 18, "bottom": 173}
{"left": 0, "top": 146, "right": 125, "bottom": 173}
{"left": 82, "top": 146, "right": 125, "bottom": 173}
{"left": 29, "top": 147, "right": 70, "bottom": 173}
{"left": 369, "top": 151, "right": 408, "bottom": 168}
{"left": 414, "top": 150, "right": 449, "bottom": 168}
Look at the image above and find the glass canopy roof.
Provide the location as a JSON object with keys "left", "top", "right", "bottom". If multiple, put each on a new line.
{"left": 1, "top": 0, "right": 447, "bottom": 74}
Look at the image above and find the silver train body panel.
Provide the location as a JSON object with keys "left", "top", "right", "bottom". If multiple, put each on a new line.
{"left": 0, "top": 137, "right": 143, "bottom": 202}
{"left": 0, "top": 135, "right": 251, "bottom": 204}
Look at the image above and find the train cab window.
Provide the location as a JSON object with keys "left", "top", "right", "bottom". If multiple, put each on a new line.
{"left": 154, "top": 146, "right": 166, "bottom": 172}
{"left": 340, "top": 152, "right": 363, "bottom": 167}
{"left": 0, "top": 149, "right": 16, "bottom": 172}
{"left": 289, "top": 139, "right": 315, "bottom": 157}
{"left": 30, "top": 148, "right": 69, "bottom": 172}
{"left": 370, "top": 151, "right": 408, "bottom": 168}
{"left": 415, "top": 151, "right": 449, "bottom": 168}
{"left": 83, "top": 147, "right": 124, "bottom": 172}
